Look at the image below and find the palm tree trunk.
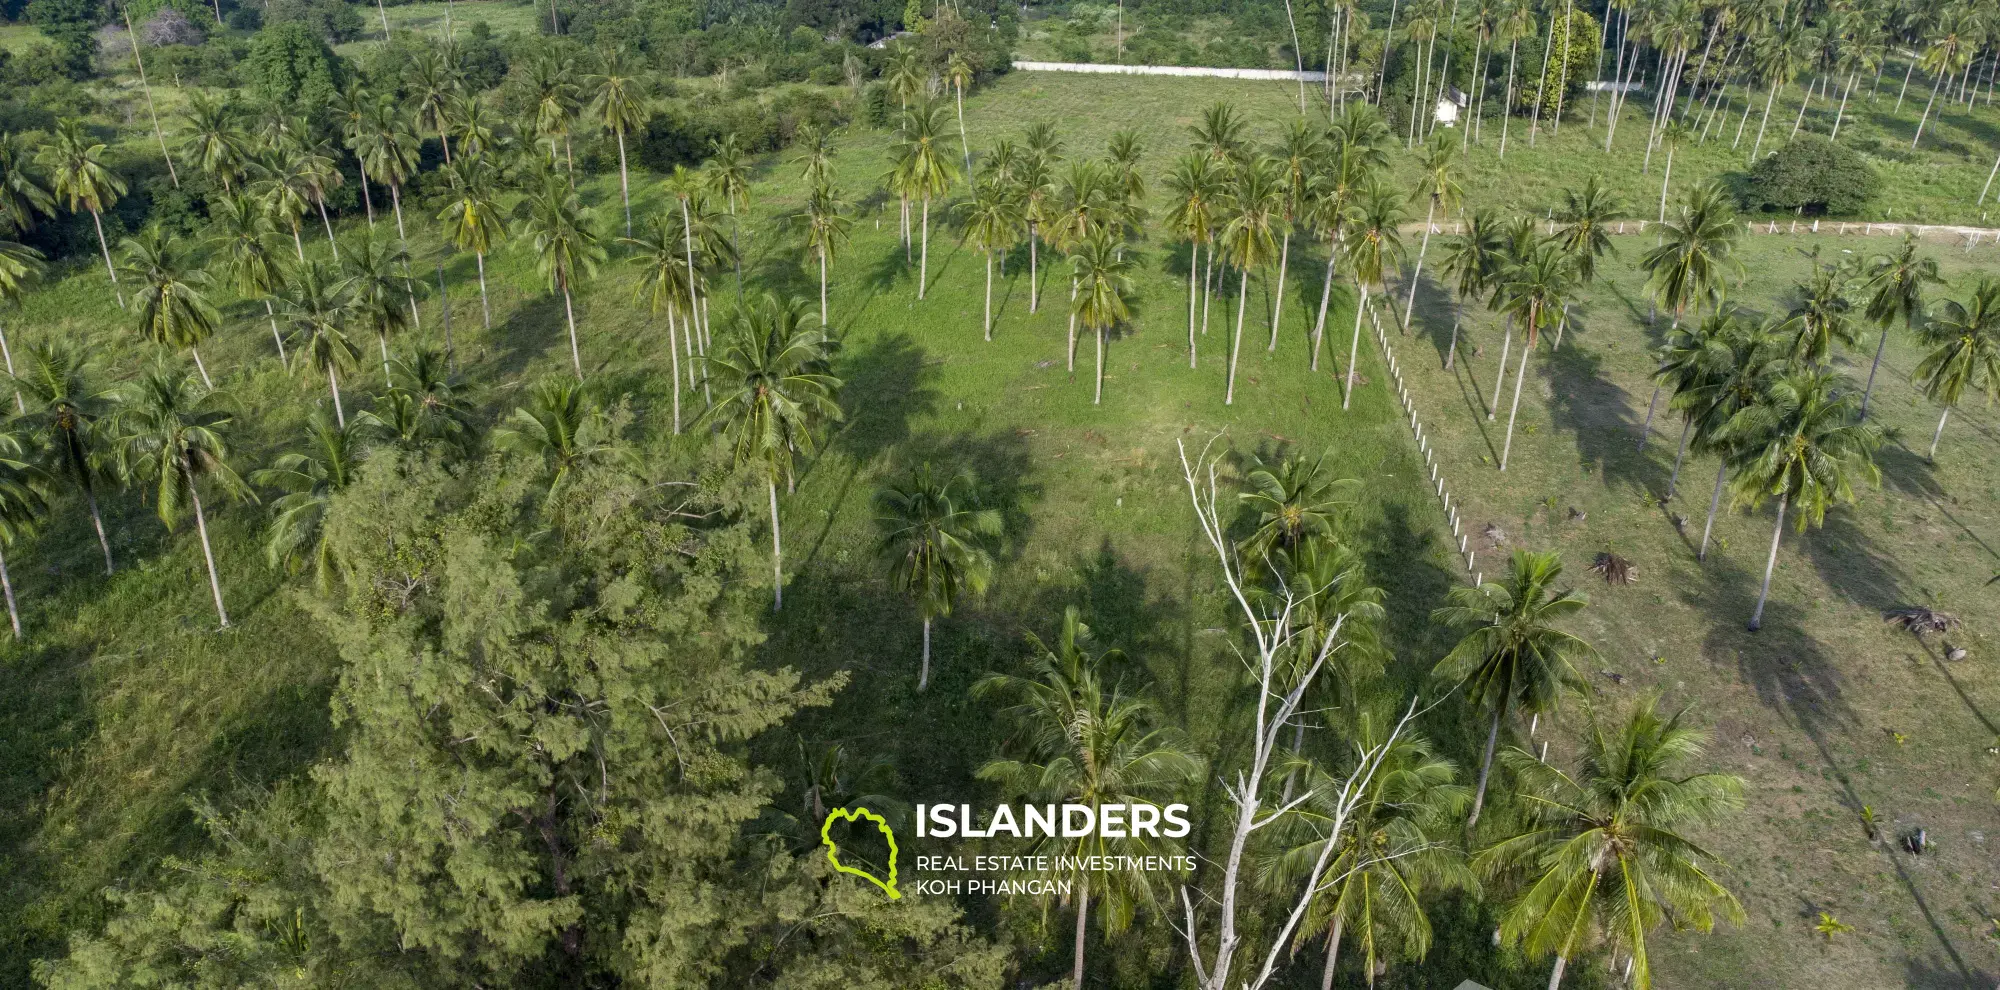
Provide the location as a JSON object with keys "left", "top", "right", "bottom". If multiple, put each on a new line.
{"left": 983, "top": 253, "right": 993, "bottom": 341}
{"left": 1343, "top": 283, "right": 1369, "bottom": 409}
{"left": 190, "top": 347, "right": 213, "bottom": 389}
{"left": 1529, "top": 17, "right": 1554, "bottom": 143}
{"left": 123, "top": 4, "right": 178, "bottom": 189}
{"left": 1858, "top": 326, "right": 1892, "bottom": 418}
{"left": 0, "top": 320, "right": 19, "bottom": 414}
{"left": 1030, "top": 233, "right": 1039, "bottom": 313}
{"left": 769, "top": 478, "right": 784, "bottom": 611}
{"left": 1658, "top": 144, "right": 1674, "bottom": 221}
{"left": 918, "top": 197, "right": 930, "bottom": 300}
{"left": 1446, "top": 312, "right": 1460, "bottom": 369}
{"left": 666, "top": 305, "right": 681, "bottom": 434}
{"left": 1748, "top": 493, "right": 1787, "bottom": 631}
{"left": 379, "top": 332, "right": 393, "bottom": 387}
{"left": 358, "top": 165, "right": 374, "bottom": 226}
{"left": 325, "top": 363, "right": 346, "bottom": 426}
{"left": 390, "top": 181, "right": 409, "bottom": 245}
{"left": 0, "top": 543, "right": 20, "bottom": 638}
{"left": 919, "top": 615, "right": 931, "bottom": 690}
{"left": 1312, "top": 249, "right": 1336, "bottom": 371}
{"left": 1319, "top": 916, "right": 1345, "bottom": 990}
{"left": 1404, "top": 201, "right": 1435, "bottom": 331}
{"left": 1912, "top": 77, "right": 1941, "bottom": 148}
{"left": 1928, "top": 407, "right": 1950, "bottom": 461}
{"left": 1699, "top": 461, "right": 1726, "bottom": 561}
{"left": 561, "top": 281, "right": 583, "bottom": 379}
{"left": 264, "top": 299, "right": 287, "bottom": 362}
{"left": 1547, "top": 954, "right": 1569, "bottom": 990}
{"left": 613, "top": 129, "right": 633, "bottom": 237}
{"left": 1750, "top": 81, "right": 1778, "bottom": 161}
{"left": 1227, "top": 269, "right": 1249, "bottom": 404}
{"left": 1094, "top": 325, "right": 1105, "bottom": 404}
{"left": 376, "top": 0, "right": 389, "bottom": 37}
{"left": 187, "top": 473, "right": 229, "bottom": 629}
{"left": 290, "top": 220, "right": 306, "bottom": 263}
{"left": 476, "top": 251, "right": 492, "bottom": 329}
{"left": 1981, "top": 151, "right": 2000, "bottom": 204}
{"left": 1667, "top": 417, "right": 1690, "bottom": 497}
{"left": 1072, "top": 879, "right": 1090, "bottom": 990}
{"left": 1067, "top": 277, "right": 1079, "bottom": 374}
{"left": 317, "top": 197, "right": 339, "bottom": 258}
{"left": 1489, "top": 320, "right": 1511, "bottom": 419}
{"left": 1202, "top": 249, "right": 1214, "bottom": 336}
{"left": 1788, "top": 76, "right": 1811, "bottom": 140}
{"left": 91, "top": 210, "right": 125, "bottom": 309}
{"left": 821, "top": 248, "right": 831, "bottom": 328}
{"left": 1831, "top": 72, "right": 1854, "bottom": 140}
{"left": 1469, "top": 704, "right": 1502, "bottom": 828}
{"left": 1269, "top": 232, "right": 1290, "bottom": 350}
{"left": 1637, "top": 384, "right": 1659, "bottom": 447}
{"left": 1188, "top": 243, "right": 1199, "bottom": 367}
{"left": 1500, "top": 40, "right": 1519, "bottom": 157}
{"left": 955, "top": 83, "right": 972, "bottom": 178}
{"left": 1499, "top": 336, "right": 1532, "bottom": 470}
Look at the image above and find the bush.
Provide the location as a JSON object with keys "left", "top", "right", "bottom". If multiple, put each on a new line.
{"left": 263, "top": 0, "right": 361, "bottom": 43}
{"left": 1741, "top": 134, "right": 1880, "bottom": 216}
{"left": 244, "top": 20, "right": 346, "bottom": 106}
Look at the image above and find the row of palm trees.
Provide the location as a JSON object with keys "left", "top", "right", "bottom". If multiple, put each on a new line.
{"left": 956, "top": 443, "right": 1740, "bottom": 990}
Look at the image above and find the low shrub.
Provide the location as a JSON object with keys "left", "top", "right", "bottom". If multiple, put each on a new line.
{"left": 1741, "top": 134, "right": 1880, "bottom": 216}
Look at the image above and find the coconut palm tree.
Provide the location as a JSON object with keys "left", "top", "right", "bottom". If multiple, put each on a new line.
{"left": 791, "top": 123, "right": 838, "bottom": 190}
{"left": 1219, "top": 158, "right": 1284, "bottom": 405}
{"left": 0, "top": 132, "right": 54, "bottom": 236}
{"left": 1015, "top": 151, "right": 1057, "bottom": 315}
{"left": 957, "top": 179, "right": 1018, "bottom": 342}
{"left": 706, "top": 133, "right": 754, "bottom": 295}
{"left": 179, "top": 92, "right": 248, "bottom": 194}
{"left": 1166, "top": 153, "right": 1223, "bottom": 366}
{"left": 119, "top": 228, "right": 221, "bottom": 388}
{"left": 408, "top": 48, "right": 462, "bottom": 164}
{"left": 1653, "top": 312, "right": 1733, "bottom": 499}
{"left": 340, "top": 231, "right": 418, "bottom": 385}
{"left": 357, "top": 99, "right": 420, "bottom": 249}
{"left": 251, "top": 151, "right": 315, "bottom": 263}
{"left": 276, "top": 261, "right": 361, "bottom": 427}
{"left": 1401, "top": 133, "right": 1463, "bottom": 332}
{"left": 1679, "top": 314, "right": 1783, "bottom": 560}
{"left": 1748, "top": 17, "right": 1809, "bottom": 161}
{"left": 622, "top": 212, "right": 696, "bottom": 433}
{"left": 1911, "top": 11, "right": 1972, "bottom": 149}
{"left": 1237, "top": 449, "right": 1357, "bottom": 561}
{"left": 1437, "top": 208, "right": 1503, "bottom": 371}
{"left": 799, "top": 181, "right": 854, "bottom": 329}
{"left": 946, "top": 50, "right": 976, "bottom": 175}
{"left": 1493, "top": 240, "right": 1573, "bottom": 471}
{"left": 38, "top": 119, "right": 128, "bottom": 308}
{"left": 13, "top": 342, "right": 117, "bottom": 574}
{"left": 328, "top": 82, "right": 376, "bottom": 224}
{"left": 112, "top": 363, "right": 252, "bottom": 628}
{"left": 1192, "top": 101, "right": 1249, "bottom": 164}
{"left": 0, "top": 420, "right": 45, "bottom": 638}
{"left": 1914, "top": 277, "right": 2000, "bottom": 462}
{"left": 437, "top": 156, "right": 504, "bottom": 330}
{"left": 1046, "top": 160, "right": 1117, "bottom": 374}
{"left": 208, "top": 193, "right": 289, "bottom": 361}
{"left": 1714, "top": 367, "right": 1881, "bottom": 630}
{"left": 1102, "top": 130, "right": 1147, "bottom": 250}
{"left": 1478, "top": 697, "right": 1745, "bottom": 990}
{"left": 358, "top": 346, "right": 475, "bottom": 453}
{"left": 494, "top": 376, "right": 631, "bottom": 498}
{"left": 523, "top": 53, "right": 582, "bottom": 177}
{"left": 895, "top": 102, "right": 960, "bottom": 301}
{"left": 514, "top": 178, "right": 605, "bottom": 378}
{"left": 1431, "top": 548, "right": 1595, "bottom": 829}
{"left": 695, "top": 294, "right": 843, "bottom": 611}
{"left": 664, "top": 164, "right": 710, "bottom": 361}
{"left": 1071, "top": 234, "right": 1135, "bottom": 405}
{"left": 251, "top": 410, "right": 363, "bottom": 591}
{"left": 1263, "top": 708, "right": 1472, "bottom": 990}
{"left": 1859, "top": 235, "right": 1940, "bottom": 419}
{"left": 447, "top": 93, "right": 503, "bottom": 162}
{"left": 1654, "top": 119, "right": 1692, "bottom": 221}
{"left": 1638, "top": 181, "right": 1741, "bottom": 447}
{"left": 975, "top": 615, "right": 1201, "bottom": 990}
{"left": 1783, "top": 247, "right": 1860, "bottom": 365}
{"left": 875, "top": 464, "right": 1000, "bottom": 689}
{"left": 1341, "top": 182, "right": 1408, "bottom": 410}
{"left": 1269, "top": 118, "right": 1328, "bottom": 346}
{"left": 586, "top": 48, "right": 653, "bottom": 238}
{"left": 0, "top": 239, "right": 42, "bottom": 409}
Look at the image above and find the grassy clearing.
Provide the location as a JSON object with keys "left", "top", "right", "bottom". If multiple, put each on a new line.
{"left": 333, "top": 0, "right": 547, "bottom": 56}
{"left": 0, "top": 24, "right": 46, "bottom": 54}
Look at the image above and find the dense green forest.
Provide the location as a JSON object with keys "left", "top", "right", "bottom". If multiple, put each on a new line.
{"left": 0, "top": 0, "right": 1998, "bottom": 986}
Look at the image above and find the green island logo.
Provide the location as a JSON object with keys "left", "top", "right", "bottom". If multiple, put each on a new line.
{"left": 820, "top": 807, "right": 901, "bottom": 900}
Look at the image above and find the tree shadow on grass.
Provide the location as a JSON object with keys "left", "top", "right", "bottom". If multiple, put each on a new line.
{"left": 890, "top": 427, "right": 1043, "bottom": 564}
{"left": 477, "top": 292, "right": 568, "bottom": 382}
{"left": 747, "top": 241, "right": 819, "bottom": 304}
{"left": 1802, "top": 512, "right": 1908, "bottom": 612}
{"left": 833, "top": 333, "right": 940, "bottom": 467}
{"left": 1542, "top": 327, "right": 1664, "bottom": 496}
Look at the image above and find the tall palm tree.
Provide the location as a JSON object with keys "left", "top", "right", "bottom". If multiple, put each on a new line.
{"left": 1263, "top": 709, "right": 1472, "bottom": 990}
{"left": 1437, "top": 208, "right": 1503, "bottom": 371}
{"left": 1679, "top": 314, "right": 1783, "bottom": 560}
{"left": 328, "top": 81, "right": 376, "bottom": 224}
{"left": 1911, "top": 11, "right": 1971, "bottom": 149}
{"left": 1401, "top": 134, "right": 1463, "bottom": 332}
{"left": 14, "top": 342, "right": 117, "bottom": 574}
{"left": 1859, "top": 236, "right": 1940, "bottom": 419}
{"left": 1166, "top": 153, "right": 1223, "bottom": 366}
{"left": 358, "top": 347, "right": 475, "bottom": 453}
{"left": 1652, "top": 313, "right": 1732, "bottom": 500}
{"left": 209, "top": 193, "right": 290, "bottom": 361}
{"left": 1783, "top": 247, "right": 1859, "bottom": 365}
{"left": 1015, "top": 152, "right": 1057, "bottom": 315}
{"left": 1219, "top": 158, "right": 1284, "bottom": 405}
{"left": 1431, "top": 549, "right": 1595, "bottom": 829}
{"left": 251, "top": 152, "right": 316, "bottom": 263}
{"left": 799, "top": 181, "right": 854, "bottom": 330}
{"left": 112, "top": 364, "right": 252, "bottom": 628}
{"left": 0, "top": 239, "right": 43, "bottom": 409}
{"left": 0, "top": 420, "right": 46, "bottom": 638}
{"left": 706, "top": 133, "right": 754, "bottom": 295}
{"left": 1638, "top": 181, "right": 1740, "bottom": 448}
{"left": 1478, "top": 697, "right": 1745, "bottom": 990}
{"left": 895, "top": 102, "right": 960, "bottom": 301}
{"left": 494, "top": 377, "right": 631, "bottom": 498}
{"left": 975, "top": 614, "right": 1201, "bottom": 990}
{"left": 408, "top": 48, "right": 461, "bottom": 165}
{"left": 956, "top": 179, "right": 1017, "bottom": 342}
{"left": 524, "top": 53, "right": 582, "bottom": 177}
{"left": 38, "top": 119, "right": 128, "bottom": 308}
{"left": 695, "top": 295, "right": 843, "bottom": 611}
{"left": 1046, "top": 160, "right": 1116, "bottom": 374}
{"left": 1748, "top": 17, "right": 1809, "bottom": 161}
{"left": 1071, "top": 234, "right": 1135, "bottom": 405}
{"left": 341, "top": 231, "right": 418, "bottom": 384}
{"left": 1914, "top": 277, "right": 2000, "bottom": 462}
{"left": 587, "top": 49, "right": 653, "bottom": 237}
{"left": 1553, "top": 176, "right": 1624, "bottom": 290}
{"left": 437, "top": 156, "right": 505, "bottom": 329}
{"left": 0, "top": 132, "right": 55, "bottom": 236}
{"left": 514, "top": 179, "right": 606, "bottom": 379}
{"left": 250, "top": 410, "right": 364, "bottom": 591}
{"left": 447, "top": 94, "right": 503, "bottom": 162}
{"left": 119, "top": 228, "right": 221, "bottom": 387}
{"left": 664, "top": 164, "right": 711, "bottom": 363}
{"left": 1341, "top": 182, "right": 1407, "bottom": 410}
{"left": 1237, "top": 449, "right": 1356, "bottom": 561}
{"left": 1714, "top": 367, "right": 1881, "bottom": 630}
{"left": 276, "top": 261, "right": 361, "bottom": 426}
{"left": 1269, "top": 118, "right": 1327, "bottom": 347}
{"left": 875, "top": 464, "right": 1000, "bottom": 689}
{"left": 1191, "top": 101, "right": 1249, "bottom": 164}
{"left": 946, "top": 50, "right": 976, "bottom": 177}
{"left": 622, "top": 212, "right": 696, "bottom": 433}
{"left": 179, "top": 92, "right": 247, "bottom": 193}
{"left": 791, "top": 123, "right": 838, "bottom": 190}
{"left": 1494, "top": 241, "right": 1574, "bottom": 471}
{"left": 357, "top": 100, "right": 420, "bottom": 248}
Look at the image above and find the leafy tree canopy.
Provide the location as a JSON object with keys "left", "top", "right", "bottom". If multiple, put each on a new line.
{"left": 1741, "top": 135, "right": 1880, "bottom": 217}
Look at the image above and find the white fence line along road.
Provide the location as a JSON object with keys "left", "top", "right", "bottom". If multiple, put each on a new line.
{"left": 1389, "top": 218, "right": 2000, "bottom": 249}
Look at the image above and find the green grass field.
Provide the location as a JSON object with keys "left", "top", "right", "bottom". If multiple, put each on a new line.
{"left": 3, "top": 65, "right": 2000, "bottom": 988}
{"left": 333, "top": 0, "right": 547, "bottom": 57}
{"left": 0, "top": 24, "right": 46, "bottom": 54}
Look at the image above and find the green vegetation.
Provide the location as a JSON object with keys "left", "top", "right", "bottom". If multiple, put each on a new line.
{"left": 0, "top": 0, "right": 1999, "bottom": 987}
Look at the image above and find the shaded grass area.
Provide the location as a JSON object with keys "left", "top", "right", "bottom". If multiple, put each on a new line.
{"left": 333, "top": 0, "right": 548, "bottom": 57}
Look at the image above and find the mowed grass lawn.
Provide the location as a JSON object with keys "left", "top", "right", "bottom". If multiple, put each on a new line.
{"left": 1395, "top": 232, "right": 2000, "bottom": 988}
{"left": 3, "top": 66, "right": 1999, "bottom": 987}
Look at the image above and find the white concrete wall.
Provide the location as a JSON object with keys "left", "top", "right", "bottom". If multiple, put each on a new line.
{"left": 1012, "top": 60, "right": 1328, "bottom": 82}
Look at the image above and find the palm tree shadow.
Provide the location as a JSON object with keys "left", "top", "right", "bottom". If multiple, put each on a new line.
{"left": 1541, "top": 331, "right": 1664, "bottom": 495}
{"left": 832, "top": 332, "right": 940, "bottom": 467}
{"left": 893, "top": 427, "right": 1043, "bottom": 564}
{"left": 476, "top": 292, "right": 568, "bottom": 382}
{"left": 1802, "top": 512, "right": 1907, "bottom": 612}
{"left": 748, "top": 241, "right": 818, "bottom": 302}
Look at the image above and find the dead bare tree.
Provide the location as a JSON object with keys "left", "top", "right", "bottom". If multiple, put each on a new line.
{"left": 1172, "top": 436, "right": 1422, "bottom": 990}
